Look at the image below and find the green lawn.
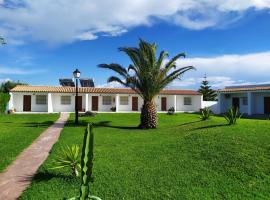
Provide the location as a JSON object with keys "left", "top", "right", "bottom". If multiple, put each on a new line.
{"left": 0, "top": 114, "right": 59, "bottom": 172}
{"left": 20, "top": 113, "right": 270, "bottom": 199}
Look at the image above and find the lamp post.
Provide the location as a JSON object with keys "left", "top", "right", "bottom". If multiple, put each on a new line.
{"left": 73, "top": 68, "right": 81, "bottom": 125}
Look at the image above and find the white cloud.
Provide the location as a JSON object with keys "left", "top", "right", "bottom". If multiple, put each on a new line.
{"left": 0, "top": 67, "right": 45, "bottom": 75}
{"left": 0, "top": 78, "right": 11, "bottom": 83}
{"left": 0, "top": 0, "right": 269, "bottom": 44}
{"left": 168, "top": 51, "right": 270, "bottom": 89}
{"left": 97, "top": 81, "right": 124, "bottom": 88}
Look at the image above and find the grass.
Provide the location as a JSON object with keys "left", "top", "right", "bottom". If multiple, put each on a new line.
{"left": 0, "top": 114, "right": 59, "bottom": 172}
{"left": 20, "top": 113, "right": 270, "bottom": 199}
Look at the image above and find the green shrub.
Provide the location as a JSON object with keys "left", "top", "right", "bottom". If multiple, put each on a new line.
{"left": 200, "top": 107, "right": 211, "bottom": 120}
{"left": 0, "top": 93, "right": 10, "bottom": 113}
{"left": 67, "top": 124, "right": 101, "bottom": 200}
{"left": 50, "top": 145, "right": 81, "bottom": 177}
{"left": 167, "top": 107, "right": 175, "bottom": 115}
{"left": 224, "top": 107, "right": 242, "bottom": 125}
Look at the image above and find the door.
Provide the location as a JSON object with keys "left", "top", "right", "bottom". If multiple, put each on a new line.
{"left": 132, "top": 97, "right": 138, "bottom": 111}
{"left": 76, "top": 96, "right": 83, "bottom": 111}
{"left": 23, "top": 95, "right": 31, "bottom": 111}
{"left": 232, "top": 97, "right": 240, "bottom": 110}
{"left": 161, "top": 97, "right": 167, "bottom": 111}
{"left": 264, "top": 97, "right": 270, "bottom": 114}
{"left": 92, "top": 96, "right": 98, "bottom": 111}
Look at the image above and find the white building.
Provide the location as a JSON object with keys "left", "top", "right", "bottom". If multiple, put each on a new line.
{"left": 217, "top": 84, "right": 270, "bottom": 115}
{"left": 8, "top": 85, "right": 203, "bottom": 113}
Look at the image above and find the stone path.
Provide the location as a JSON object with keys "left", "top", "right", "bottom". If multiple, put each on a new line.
{"left": 0, "top": 113, "right": 70, "bottom": 200}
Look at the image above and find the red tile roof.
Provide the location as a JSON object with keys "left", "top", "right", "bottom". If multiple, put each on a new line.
{"left": 11, "top": 85, "right": 201, "bottom": 95}
{"left": 219, "top": 85, "right": 270, "bottom": 93}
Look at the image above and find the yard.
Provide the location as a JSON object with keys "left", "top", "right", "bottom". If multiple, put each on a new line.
{"left": 0, "top": 114, "right": 59, "bottom": 172}
{"left": 20, "top": 113, "right": 270, "bottom": 199}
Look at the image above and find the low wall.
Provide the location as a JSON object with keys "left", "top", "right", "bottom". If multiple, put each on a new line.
{"left": 202, "top": 101, "right": 219, "bottom": 114}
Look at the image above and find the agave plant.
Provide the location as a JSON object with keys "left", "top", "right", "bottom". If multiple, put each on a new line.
{"left": 50, "top": 145, "right": 81, "bottom": 177}
{"left": 224, "top": 107, "right": 242, "bottom": 125}
{"left": 200, "top": 107, "right": 211, "bottom": 120}
{"left": 99, "top": 39, "right": 195, "bottom": 129}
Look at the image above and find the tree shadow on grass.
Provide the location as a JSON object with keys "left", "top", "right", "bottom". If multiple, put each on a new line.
{"left": 177, "top": 120, "right": 202, "bottom": 127}
{"left": 19, "top": 171, "right": 75, "bottom": 183}
{"left": 191, "top": 124, "right": 229, "bottom": 131}
{"left": 0, "top": 121, "right": 55, "bottom": 128}
{"left": 93, "top": 120, "right": 139, "bottom": 130}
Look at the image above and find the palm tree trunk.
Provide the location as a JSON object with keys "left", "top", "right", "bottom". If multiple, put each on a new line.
{"left": 139, "top": 100, "right": 157, "bottom": 129}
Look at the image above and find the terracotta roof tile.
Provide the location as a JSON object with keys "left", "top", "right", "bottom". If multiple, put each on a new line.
{"left": 11, "top": 85, "right": 201, "bottom": 95}
{"left": 219, "top": 86, "right": 270, "bottom": 93}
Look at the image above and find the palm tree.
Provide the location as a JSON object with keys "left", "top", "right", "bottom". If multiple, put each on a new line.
{"left": 99, "top": 39, "right": 195, "bottom": 129}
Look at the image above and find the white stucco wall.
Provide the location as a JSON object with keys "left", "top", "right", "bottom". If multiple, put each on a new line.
{"left": 11, "top": 92, "right": 202, "bottom": 113}
{"left": 253, "top": 92, "right": 270, "bottom": 114}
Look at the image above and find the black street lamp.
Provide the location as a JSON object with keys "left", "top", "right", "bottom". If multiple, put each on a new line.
{"left": 73, "top": 68, "right": 81, "bottom": 125}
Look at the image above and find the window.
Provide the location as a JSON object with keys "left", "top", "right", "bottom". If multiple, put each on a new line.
{"left": 36, "top": 95, "right": 47, "bottom": 105}
{"left": 242, "top": 97, "right": 248, "bottom": 105}
{"left": 102, "top": 96, "right": 112, "bottom": 105}
{"left": 184, "top": 97, "right": 192, "bottom": 105}
{"left": 61, "top": 96, "right": 71, "bottom": 105}
{"left": 120, "top": 96, "right": 129, "bottom": 105}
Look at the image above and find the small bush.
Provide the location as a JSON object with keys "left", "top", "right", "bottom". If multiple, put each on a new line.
{"left": 110, "top": 107, "right": 116, "bottom": 112}
{"left": 224, "top": 107, "right": 242, "bottom": 125}
{"left": 79, "top": 111, "right": 97, "bottom": 117}
{"left": 167, "top": 107, "right": 175, "bottom": 115}
{"left": 200, "top": 107, "right": 211, "bottom": 120}
{"left": 50, "top": 145, "right": 81, "bottom": 177}
{"left": 0, "top": 93, "right": 10, "bottom": 113}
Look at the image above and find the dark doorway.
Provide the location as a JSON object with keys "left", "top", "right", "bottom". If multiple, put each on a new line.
{"left": 264, "top": 97, "right": 270, "bottom": 114}
{"left": 232, "top": 97, "right": 240, "bottom": 110}
{"left": 132, "top": 97, "right": 138, "bottom": 111}
{"left": 92, "top": 96, "right": 98, "bottom": 111}
{"left": 23, "top": 95, "right": 31, "bottom": 111}
{"left": 161, "top": 97, "right": 167, "bottom": 111}
{"left": 76, "top": 96, "right": 83, "bottom": 111}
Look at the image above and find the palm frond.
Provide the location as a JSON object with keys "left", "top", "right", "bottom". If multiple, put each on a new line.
{"left": 98, "top": 63, "right": 128, "bottom": 78}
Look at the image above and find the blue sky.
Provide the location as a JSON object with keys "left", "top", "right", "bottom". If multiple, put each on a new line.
{"left": 0, "top": 1, "right": 270, "bottom": 89}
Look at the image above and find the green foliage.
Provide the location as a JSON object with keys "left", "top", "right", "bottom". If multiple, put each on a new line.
{"left": 67, "top": 124, "right": 101, "bottom": 200}
{"left": 99, "top": 39, "right": 195, "bottom": 128}
{"left": 224, "top": 107, "right": 242, "bottom": 125}
{"left": 50, "top": 145, "right": 81, "bottom": 177}
{"left": 0, "top": 92, "right": 10, "bottom": 113}
{"left": 200, "top": 107, "right": 211, "bottom": 120}
{"left": 167, "top": 107, "right": 175, "bottom": 115}
{"left": 198, "top": 75, "right": 217, "bottom": 101}
{"left": 0, "top": 80, "right": 27, "bottom": 93}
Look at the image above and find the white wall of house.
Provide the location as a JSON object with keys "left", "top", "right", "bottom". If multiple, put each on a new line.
{"left": 217, "top": 91, "right": 270, "bottom": 115}
{"left": 202, "top": 101, "right": 219, "bottom": 114}
{"left": 9, "top": 92, "right": 202, "bottom": 113}
{"left": 176, "top": 95, "right": 202, "bottom": 112}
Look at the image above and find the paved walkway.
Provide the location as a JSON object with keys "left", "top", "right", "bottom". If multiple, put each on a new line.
{"left": 0, "top": 113, "right": 70, "bottom": 200}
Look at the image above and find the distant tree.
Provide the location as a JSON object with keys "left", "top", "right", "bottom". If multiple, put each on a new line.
{"left": 0, "top": 81, "right": 27, "bottom": 93}
{"left": 198, "top": 75, "right": 217, "bottom": 101}
{"left": 0, "top": 36, "right": 6, "bottom": 45}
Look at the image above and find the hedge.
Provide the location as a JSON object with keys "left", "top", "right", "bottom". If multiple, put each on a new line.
{"left": 0, "top": 93, "right": 10, "bottom": 113}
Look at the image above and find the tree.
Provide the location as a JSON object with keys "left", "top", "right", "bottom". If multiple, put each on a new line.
{"left": 0, "top": 36, "right": 6, "bottom": 45}
{"left": 198, "top": 75, "right": 217, "bottom": 101}
{"left": 0, "top": 80, "right": 27, "bottom": 93}
{"left": 99, "top": 39, "right": 195, "bottom": 129}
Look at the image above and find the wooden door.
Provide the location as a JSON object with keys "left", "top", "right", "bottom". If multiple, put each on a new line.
{"left": 92, "top": 96, "right": 98, "bottom": 111}
{"left": 132, "top": 97, "right": 138, "bottom": 111}
{"left": 232, "top": 97, "right": 239, "bottom": 110}
{"left": 161, "top": 97, "right": 167, "bottom": 111}
{"left": 76, "top": 96, "right": 83, "bottom": 111}
{"left": 23, "top": 95, "right": 31, "bottom": 111}
{"left": 264, "top": 97, "right": 270, "bottom": 114}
